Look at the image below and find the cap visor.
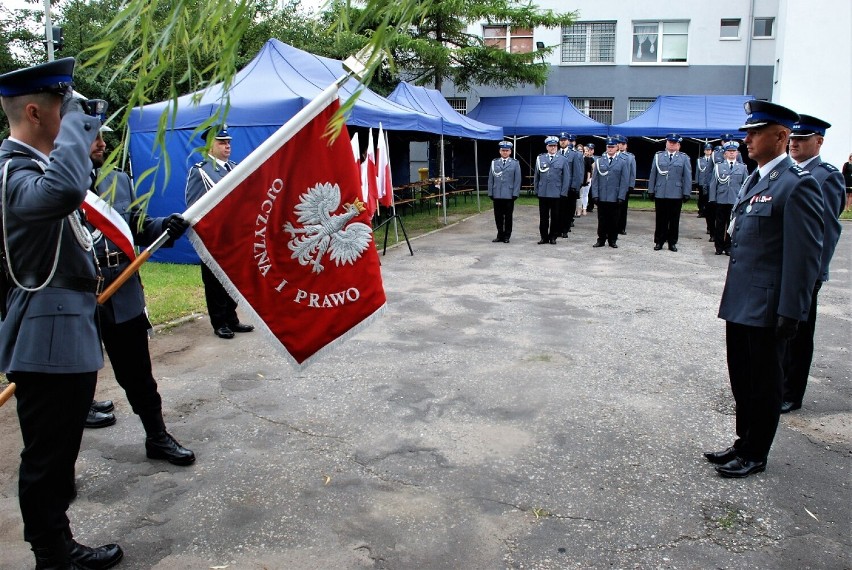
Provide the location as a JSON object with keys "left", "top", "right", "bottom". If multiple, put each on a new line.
{"left": 739, "top": 121, "right": 768, "bottom": 131}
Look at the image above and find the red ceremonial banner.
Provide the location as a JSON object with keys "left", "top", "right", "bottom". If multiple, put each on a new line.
{"left": 191, "top": 101, "right": 387, "bottom": 367}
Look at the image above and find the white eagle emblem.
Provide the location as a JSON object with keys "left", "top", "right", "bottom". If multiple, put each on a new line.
{"left": 282, "top": 183, "right": 373, "bottom": 274}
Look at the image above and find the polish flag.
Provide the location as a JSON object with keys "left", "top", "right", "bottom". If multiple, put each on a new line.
{"left": 82, "top": 191, "right": 136, "bottom": 260}
{"left": 361, "top": 128, "right": 378, "bottom": 218}
{"left": 183, "top": 88, "right": 386, "bottom": 368}
{"left": 376, "top": 123, "right": 394, "bottom": 207}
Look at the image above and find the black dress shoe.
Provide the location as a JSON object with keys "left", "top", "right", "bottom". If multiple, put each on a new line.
{"left": 780, "top": 401, "right": 802, "bottom": 414}
{"left": 537, "top": 239, "right": 548, "bottom": 245}
{"left": 146, "top": 431, "right": 196, "bottom": 465}
{"left": 214, "top": 326, "right": 235, "bottom": 339}
{"left": 592, "top": 241, "right": 605, "bottom": 248}
{"left": 715, "top": 457, "right": 766, "bottom": 478}
{"left": 492, "top": 237, "right": 503, "bottom": 243}
{"left": 230, "top": 323, "right": 254, "bottom": 333}
{"left": 560, "top": 232, "right": 568, "bottom": 238}
{"left": 715, "top": 251, "right": 723, "bottom": 255}
{"left": 549, "top": 238, "right": 557, "bottom": 244}
{"left": 703, "top": 446, "right": 738, "bottom": 465}
{"left": 708, "top": 237, "right": 715, "bottom": 242}
{"left": 619, "top": 231, "right": 627, "bottom": 235}
{"left": 85, "top": 409, "right": 116, "bottom": 429}
{"left": 91, "top": 399, "right": 114, "bottom": 414}
{"left": 609, "top": 242, "right": 618, "bottom": 248}
{"left": 68, "top": 540, "right": 123, "bottom": 570}
{"left": 668, "top": 244, "right": 678, "bottom": 252}
{"left": 503, "top": 238, "right": 510, "bottom": 243}
{"left": 653, "top": 243, "right": 663, "bottom": 251}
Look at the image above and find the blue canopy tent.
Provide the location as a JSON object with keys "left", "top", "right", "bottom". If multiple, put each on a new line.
{"left": 386, "top": 81, "right": 504, "bottom": 220}
{"left": 466, "top": 95, "right": 610, "bottom": 136}
{"left": 609, "top": 95, "right": 755, "bottom": 139}
{"left": 128, "top": 39, "right": 445, "bottom": 263}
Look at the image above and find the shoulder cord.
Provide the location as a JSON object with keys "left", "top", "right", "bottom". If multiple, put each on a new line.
{"left": 654, "top": 153, "right": 669, "bottom": 176}
{"left": 537, "top": 156, "right": 552, "bottom": 173}
{"left": 714, "top": 163, "right": 731, "bottom": 184}
{"left": 697, "top": 158, "right": 707, "bottom": 173}
{"left": 1, "top": 159, "right": 94, "bottom": 292}
{"left": 595, "top": 157, "right": 611, "bottom": 176}
{"left": 198, "top": 163, "right": 217, "bottom": 191}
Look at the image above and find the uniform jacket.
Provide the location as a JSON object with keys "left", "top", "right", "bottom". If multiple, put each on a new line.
{"left": 91, "top": 170, "right": 172, "bottom": 325}
{"left": 695, "top": 156, "right": 715, "bottom": 190}
{"left": 618, "top": 151, "right": 637, "bottom": 188}
{"left": 0, "top": 113, "right": 104, "bottom": 374}
{"left": 185, "top": 156, "right": 237, "bottom": 208}
{"left": 648, "top": 151, "right": 692, "bottom": 199}
{"left": 487, "top": 157, "right": 522, "bottom": 200}
{"left": 802, "top": 156, "right": 844, "bottom": 281}
{"left": 590, "top": 154, "right": 629, "bottom": 203}
{"left": 718, "top": 157, "right": 824, "bottom": 327}
{"left": 709, "top": 160, "right": 749, "bottom": 205}
{"left": 560, "top": 147, "right": 585, "bottom": 192}
{"left": 533, "top": 153, "right": 569, "bottom": 198}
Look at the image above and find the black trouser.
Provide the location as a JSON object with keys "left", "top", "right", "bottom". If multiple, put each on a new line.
{"left": 560, "top": 194, "right": 577, "bottom": 234}
{"left": 617, "top": 192, "right": 629, "bottom": 233}
{"left": 538, "top": 197, "right": 560, "bottom": 240}
{"left": 697, "top": 187, "right": 708, "bottom": 215}
{"left": 726, "top": 322, "right": 785, "bottom": 462}
{"left": 492, "top": 198, "right": 515, "bottom": 239}
{"left": 713, "top": 203, "right": 733, "bottom": 253}
{"left": 12, "top": 371, "right": 96, "bottom": 546}
{"left": 596, "top": 201, "right": 620, "bottom": 244}
{"left": 653, "top": 198, "right": 683, "bottom": 245}
{"left": 705, "top": 201, "right": 716, "bottom": 236}
{"left": 201, "top": 262, "right": 238, "bottom": 330}
{"left": 783, "top": 281, "right": 822, "bottom": 405}
{"left": 100, "top": 311, "right": 166, "bottom": 435}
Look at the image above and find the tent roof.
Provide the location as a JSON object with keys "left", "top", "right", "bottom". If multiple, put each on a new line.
{"left": 127, "top": 39, "right": 444, "bottom": 134}
{"left": 466, "top": 95, "right": 609, "bottom": 136}
{"left": 609, "top": 95, "right": 755, "bottom": 138}
{"left": 385, "top": 82, "right": 503, "bottom": 140}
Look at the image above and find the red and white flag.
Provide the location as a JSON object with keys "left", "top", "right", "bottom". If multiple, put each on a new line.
{"left": 361, "top": 128, "right": 378, "bottom": 218}
{"left": 350, "top": 131, "right": 360, "bottom": 164}
{"left": 376, "top": 123, "right": 394, "bottom": 207}
{"left": 185, "top": 90, "right": 386, "bottom": 368}
{"left": 82, "top": 191, "right": 137, "bottom": 260}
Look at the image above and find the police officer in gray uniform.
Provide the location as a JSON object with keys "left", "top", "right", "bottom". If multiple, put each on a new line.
{"left": 0, "top": 58, "right": 123, "bottom": 569}
{"left": 705, "top": 101, "right": 824, "bottom": 478}
{"left": 615, "top": 135, "right": 636, "bottom": 235}
{"left": 533, "top": 136, "right": 568, "bottom": 244}
{"left": 87, "top": 129, "right": 195, "bottom": 465}
{"left": 781, "top": 114, "right": 845, "bottom": 413}
{"left": 556, "top": 133, "right": 584, "bottom": 236}
{"left": 487, "top": 140, "right": 521, "bottom": 243}
{"left": 695, "top": 142, "right": 715, "bottom": 233}
{"left": 709, "top": 141, "right": 749, "bottom": 255}
{"left": 184, "top": 126, "right": 254, "bottom": 339}
{"left": 648, "top": 133, "right": 692, "bottom": 251}
{"left": 590, "top": 137, "right": 630, "bottom": 248}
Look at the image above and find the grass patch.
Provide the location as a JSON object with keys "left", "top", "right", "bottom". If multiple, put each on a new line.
{"left": 139, "top": 262, "right": 205, "bottom": 325}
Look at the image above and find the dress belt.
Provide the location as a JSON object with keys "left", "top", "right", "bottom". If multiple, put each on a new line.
{"left": 16, "top": 273, "right": 100, "bottom": 294}
{"left": 96, "top": 251, "right": 128, "bottom": 268}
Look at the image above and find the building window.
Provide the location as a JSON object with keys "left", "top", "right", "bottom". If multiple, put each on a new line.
{"left": 753, "top": 17, "right": 775, "bottom": 38}
{"left": 632, "top": 21, "right": 688, "bottom": 63}
{"left": 483, "top": 25, "right": 534, "bottom": 54}
{"left": 561, "top": 21, "right": 616, "bottom": 63}
{"left": 720, "top": 18, "right": 740, "bottom": 39}
{"left": 446, "top": 97, "right": 467, "bottom": 115}
{"left": 628, "top": 98, "right": 656, "bottom": 119}
{"left": 571, "top": 98, "right": 613, "bottom": 125}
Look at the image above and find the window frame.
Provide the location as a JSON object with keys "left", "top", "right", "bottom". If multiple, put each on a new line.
{"left": 631, "top": 20, "right": 690, "bottom": 65}
{"left": 570, "top": 97, "right": 614, "bottom": 125}
{"left": 446, "top": 97, "right": 468, "bottom": 115}
{"left": 752, "top": 17, "right": 775, "bottom": 39}
{"left": 628, "top": 98, "right": 656, "bottom": 120}
{"left": 720, "top": 18, "right": 741, "bottom": 40}
{"left": 560, "top": 21, "right": 617, "bottom": 64}
{"left": 483, "top": 24, "right": 534, "bottom": 54}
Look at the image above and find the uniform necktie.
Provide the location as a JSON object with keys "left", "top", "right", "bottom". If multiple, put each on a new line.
{"left": 608, "top": 156, "right": 612, "bottom": 165}
{"left": 549, "top": 155, "right": 553, "bottom": 162}
{"left": 669, "top": 153, "right": 674, "bottom": 161}
{"left": 223, "top": 162, "right": 232, "bottom": 172}
{"left": 729, "top": 162, "right": 734, "bottom": 170}
{"left": 745, "top": 171, "right": 760, "bottom": 193}
{"left": 502, "top": 159, "right": 506, "bottom": 166}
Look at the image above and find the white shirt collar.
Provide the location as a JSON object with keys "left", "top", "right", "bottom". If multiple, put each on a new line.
{"left": 758, "top": 153, "right": 789, "bottom": 179}
{"left": 796, "top": 156, "right": 817, "bottom": 169}
{"left": 8, "top": 137, "right": 50, "bottom": 164}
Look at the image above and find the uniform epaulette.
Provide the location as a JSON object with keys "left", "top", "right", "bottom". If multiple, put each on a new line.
{"left": 192, "top": 160, "right": 206, "bottom": 169}
{"left": 817, "top": 162, "right": 838, "bottom": 173}
{"left": 790, "top": 164, "right": 811, "bottom": 177}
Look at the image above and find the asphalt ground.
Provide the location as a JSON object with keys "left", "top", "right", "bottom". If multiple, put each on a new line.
{"left": 1, "top": 207, "right": 849, "bottom": 569}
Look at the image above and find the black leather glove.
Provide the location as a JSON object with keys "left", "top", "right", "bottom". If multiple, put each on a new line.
{"left": 60, "top": 90, "right": 87, "bottom": 117}
{"left": 165, "top": 214, "right": 189, "bottom": 239}
{"left": 617, "top": 199, "right": 624, "bottom": 204}
{"left": 775, "top": 316, "right": 799, "bottom": 340}
{"left": 682, "top": 195, "right": 690, "bottom": 203}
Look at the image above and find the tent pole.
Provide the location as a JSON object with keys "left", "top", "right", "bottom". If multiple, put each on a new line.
{"left": 474, "top": 140, "right": 480, "bottom": 212}
{"left": 441, "top": 135, "right": 447, "bottom": 224}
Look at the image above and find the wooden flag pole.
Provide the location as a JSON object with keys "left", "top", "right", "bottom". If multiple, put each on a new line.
{"left": 0, "top": 382, "right": 15, "bottom": 408}
{"left": 96, "top": 230, "right": 172, "bottom": 304}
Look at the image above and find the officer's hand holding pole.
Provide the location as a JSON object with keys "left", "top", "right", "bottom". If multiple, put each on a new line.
{"left": 165, "top": 214, "right": 190, "bottom": 239}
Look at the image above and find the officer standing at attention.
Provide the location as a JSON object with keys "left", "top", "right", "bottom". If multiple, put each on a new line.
{"left": 589, "top": 137, "right": 629, "bottom": 248}
{"left": 615, "top": 135, "right": 636, "bottom": 235}
{"left": 705, "top": 101, "right": 824, "bottom": 478}
{"left": 709, "top": 141, "right": 749, "bottom": 255}
{"left": 87, "top": 129, "right": 196, "bottom": 465}
{"left": 185, "top": 126, "right": 254, "bottom": 339}
{"left": 533, "top": 136, "right": 568, "bottom": 244}
{"left": 648, "top": 133, "right": 692, "bottom": 251}
{"left": 781, "top": 114, "right": 845, "bottom": 414}
{"left": 0, "top": 58, "right": 124, "bottom": 569}
{"left": 695, "top": 142, "right": 715, "bottom": 234}
{"left": 487, "top": 140, "right": 522, "bottom": 243}
{"left": 556, "top": 133, "right": 584, "bottom": 236}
